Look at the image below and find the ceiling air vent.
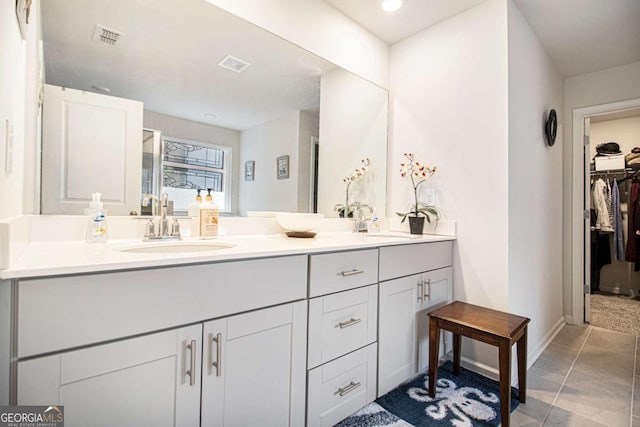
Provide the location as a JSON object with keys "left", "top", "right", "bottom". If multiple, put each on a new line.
{"left": 92, "top": 24, "right": 125, "bottom": 46}
{"left": 218, "top": 55, "right": 251, "bottom": 73}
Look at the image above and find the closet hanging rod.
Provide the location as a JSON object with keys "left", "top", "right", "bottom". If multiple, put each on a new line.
{"left": 590, "top": 168, "right": 634, "bottom": 176}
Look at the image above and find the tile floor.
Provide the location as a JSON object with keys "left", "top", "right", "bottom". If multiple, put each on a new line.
{"left": 511, "top": 324, "right": 638, "bottom": 426}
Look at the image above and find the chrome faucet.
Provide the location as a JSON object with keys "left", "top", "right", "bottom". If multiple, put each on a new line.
{"left": 143, "top": 192, "right": 181, "bottom": 241}
{"left": 352, "top": 203, "right": 373, "bottom": 233}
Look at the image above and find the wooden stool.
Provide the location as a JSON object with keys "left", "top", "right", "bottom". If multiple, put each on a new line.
{"left": 428, "top": 301, "right": 530, "bottom": 427}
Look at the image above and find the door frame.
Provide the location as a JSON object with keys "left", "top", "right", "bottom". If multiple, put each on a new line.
{"left": 571, "top": 98, "right": 640, "bottom": 324}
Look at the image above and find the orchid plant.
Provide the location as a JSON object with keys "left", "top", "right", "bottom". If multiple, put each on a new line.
{"left": 337, "top": 158, "right": 370, "bottom": 218}
{"left": 396, "top": 153, "right": 439, "bottom": 223}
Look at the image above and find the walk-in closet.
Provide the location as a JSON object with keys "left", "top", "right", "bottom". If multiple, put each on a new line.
{"left": 588, "top": 109, "right": 640, "bottom": 335}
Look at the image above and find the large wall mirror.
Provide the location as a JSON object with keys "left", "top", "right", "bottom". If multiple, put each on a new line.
{"left": 40, "top": 0, "right": 388, "bottom": 217}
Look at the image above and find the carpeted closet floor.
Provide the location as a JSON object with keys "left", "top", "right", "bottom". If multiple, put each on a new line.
{"left": 589, "top": 293, "right": 640, "bottom": 335}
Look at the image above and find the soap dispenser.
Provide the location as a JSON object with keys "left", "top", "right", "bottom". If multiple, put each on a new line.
{"left": 199, "top": 188, "right": 219, "bottom": 239}
{"left": 85, "top": 192, "right": 108, "bottom": 243}
{"left": 188, "top": 189, "right": 203, "bottom": 217}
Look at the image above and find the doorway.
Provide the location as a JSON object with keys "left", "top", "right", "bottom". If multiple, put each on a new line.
{"left": 572, "top": 98, "right": 640, "bottom": 329}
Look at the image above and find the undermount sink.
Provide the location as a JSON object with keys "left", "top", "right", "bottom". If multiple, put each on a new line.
{"left": 117, "top": 241, "right": 236, "bottom": 254}
{"left": 362, "top": 233, "right": 415, "bottom": 239}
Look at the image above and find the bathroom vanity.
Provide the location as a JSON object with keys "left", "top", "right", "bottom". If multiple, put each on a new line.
{"left": 2, "top": 231, "right": 454, "bottom": 427}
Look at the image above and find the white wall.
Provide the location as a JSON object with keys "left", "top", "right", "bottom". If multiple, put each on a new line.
{"left": 205, "top": 0, "right": 389, "bottom": 89}
{"left": 0, "top": 1, "right": 28, "bottom": 220}
{"left": 563, "top": 60, "right": 640, "bottom": 317}
{"left": 143, "top": 111, "right": 241, "bottom": 213}
{"left": 507, "top": 0, "right": 564, "bottom": 356}
{"left": 590, "top": 116, "right": 640, "bottom": 159}
{"left": 389, "top": 0, "right": 509, "bottom": 368}
{"left": 297, "top": 111, "right": 319, "bottom": 212}
{"left": 21, "top": 1, "right": 42, "bottom": 215}
{"left": 318, "top": 68, "right": 388, "bottom": 217}
{"left": 238, "top": 112, "right": 303, "bottom": 215}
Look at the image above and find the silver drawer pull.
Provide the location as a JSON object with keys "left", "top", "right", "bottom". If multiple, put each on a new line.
{"left": 334, "top": 381, "right": 361, "bottom": 396}
{"left": 336, "top": 318, "right": 362, "bottom": 329}
{"left": 212, "top": 333, "right": 222, "bottom": 377}
{"left": 186, "top": 340, "right": 196, "bottom": 386}
{"left": 424, "top": 278, "right": 432, "bottom": 301}
{"left": 340, "top": 269, "right": 364, "bottom": 277}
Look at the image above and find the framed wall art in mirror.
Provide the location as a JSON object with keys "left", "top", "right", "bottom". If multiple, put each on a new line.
{"left": 277, "top": 156, "right": 289, "bottom": 180}
{"left": 245, "top": 161, "right": 255, "bottom": 181}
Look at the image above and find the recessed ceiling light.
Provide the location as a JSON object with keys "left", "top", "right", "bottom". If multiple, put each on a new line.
{"left": 204, "top": 113, "right": 217, "bottom": 119}
{"left": 381, "top": 0, "right": 404, "bottom": 12}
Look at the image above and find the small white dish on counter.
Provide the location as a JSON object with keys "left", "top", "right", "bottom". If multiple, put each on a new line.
{"left": 275, "top": 213, "right": 324, "bottom": 232}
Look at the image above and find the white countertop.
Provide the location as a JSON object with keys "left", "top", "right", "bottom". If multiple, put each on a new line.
{"left": 1, "top": 232, "right": 455, "bottom": 279}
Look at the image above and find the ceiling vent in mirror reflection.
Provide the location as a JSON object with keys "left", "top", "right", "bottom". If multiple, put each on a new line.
{"left": 218, "top": 55, "right": 251, "bottom": 73}
{"left": 92, "top": 24, "right": 125, "bottom": 46}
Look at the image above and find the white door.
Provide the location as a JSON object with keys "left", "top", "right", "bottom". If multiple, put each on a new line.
{"left": 584, "top": 117, "right": 592, "bottom": 322}
{"left": 417, "top": 267, "right": 453, "bottom": 372}
{"left": 378, "top": 274, "right": 421, "bottom": 396}
{"left": 41, "top": 84, "right": 143, "bottom": 215}
{"left": 17, "top": 325, "right": 202, "bottom": 427}
{"left": 201, "top": 301, "right": 307, "bottom": 427}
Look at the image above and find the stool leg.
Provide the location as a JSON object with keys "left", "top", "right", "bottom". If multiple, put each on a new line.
{"left": 498, "top": 340, "right": 511, "bottom": 427}
{"left": 517, "top": 326, "right": 527, "bottom": 403}
{"left": 428, "top": 318, "right": 440, "bottom": 398}
{"left": 452, "top": 333, "right": 461, "bottom": 375}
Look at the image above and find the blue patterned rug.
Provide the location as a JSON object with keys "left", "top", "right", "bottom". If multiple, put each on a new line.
{"left": 337, "top": 361, "right": 520, "bottom": 426}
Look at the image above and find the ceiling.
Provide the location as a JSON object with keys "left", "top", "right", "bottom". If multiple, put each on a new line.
{"left": 324, "top": 0, "right": 640, "bottom": 77}
{"left": 41, "top": 0, "right": 336, "bottom": 131}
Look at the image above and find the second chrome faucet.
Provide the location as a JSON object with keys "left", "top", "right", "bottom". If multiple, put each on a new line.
{"left": 143, "top": 193, "right": 181, "bottom": 241}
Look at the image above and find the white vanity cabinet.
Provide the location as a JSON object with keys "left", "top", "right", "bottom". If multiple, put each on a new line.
{"left": 377, "top": 242, "right": 453, "bottom": 396}
{"left": 14, "top": 255, "right": 308, "bottom": 427}
{"left": 18, "top": 301, "right": 306, "bottom": 427}
{"left": 201, "top": 301, "right": 307, "bottom": 427}
{"left": 18, "top": 324, "right": 203, "bottom": 427}
{"left": 306, "top": 249, "right": 379, "bottom": 427}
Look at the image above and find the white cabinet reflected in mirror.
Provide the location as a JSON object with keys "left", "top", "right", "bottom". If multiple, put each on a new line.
{"left": 40, "top": 0, "right": 387, "bottom": 217}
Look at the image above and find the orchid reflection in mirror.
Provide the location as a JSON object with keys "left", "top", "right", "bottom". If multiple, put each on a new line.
{"left": 337, "top": 159, "right": 371, "bottom": 218}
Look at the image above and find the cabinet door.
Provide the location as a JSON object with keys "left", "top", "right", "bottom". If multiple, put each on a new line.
{"left": 201, "top": 301, "right": 307, "bottom": 427}
{"left": 17, "top": 325, "right": 201, "bottom": 427}
{"left": 41, "top": 84, "right": 143, "bottom": 215}
{"left": 378, "top": 274, "right": 421, "bottom": 396}
{"left": 417, "top": 267, "right": 453, "bottom": 372}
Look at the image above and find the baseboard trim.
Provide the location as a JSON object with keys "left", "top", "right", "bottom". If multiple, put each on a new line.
{"left": 528, "top": 317, "right": 565, "bottom": 367}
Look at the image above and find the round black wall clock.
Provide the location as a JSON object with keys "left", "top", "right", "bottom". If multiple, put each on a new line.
{"left": 545, "top": 109, "right": 557, "bottom": 146}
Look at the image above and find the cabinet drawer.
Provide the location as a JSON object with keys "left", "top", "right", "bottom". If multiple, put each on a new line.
{"left": 309, "top": 249, "right": 378, "bottom": 297}
{"left": 308, "top": 285, "right": 377, "bottom": 369}
{"left": 307, "top": 343, "right": 377, "bottom": 427}
{"left": 379, "top": 241, "right": 452, "bottom": 281}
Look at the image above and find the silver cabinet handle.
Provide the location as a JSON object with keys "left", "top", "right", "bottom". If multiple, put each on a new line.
{"left": 335, "top": 318, "right": 362, "bottom": 329}
{"left": 212, "top": 333, "right": 222, "bottom": 377}
{"left": 417, "top": 280, "right": 424, "bottom": 304}
{"left": 186, "top": 340, "right": 196, "bottom": 386}
{"left": 340, "top": 269, "right": 364, "bottom": 277}
{"left": 424, "top": 278, "right": 431, "bottom": 301}
{"left": 334, "top": 381, "right": 361, "bottom": 396}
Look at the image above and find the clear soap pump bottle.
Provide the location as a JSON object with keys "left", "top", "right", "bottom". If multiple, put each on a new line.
{"left": 85, "top": 192, "right": 108, "bottom": 243}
